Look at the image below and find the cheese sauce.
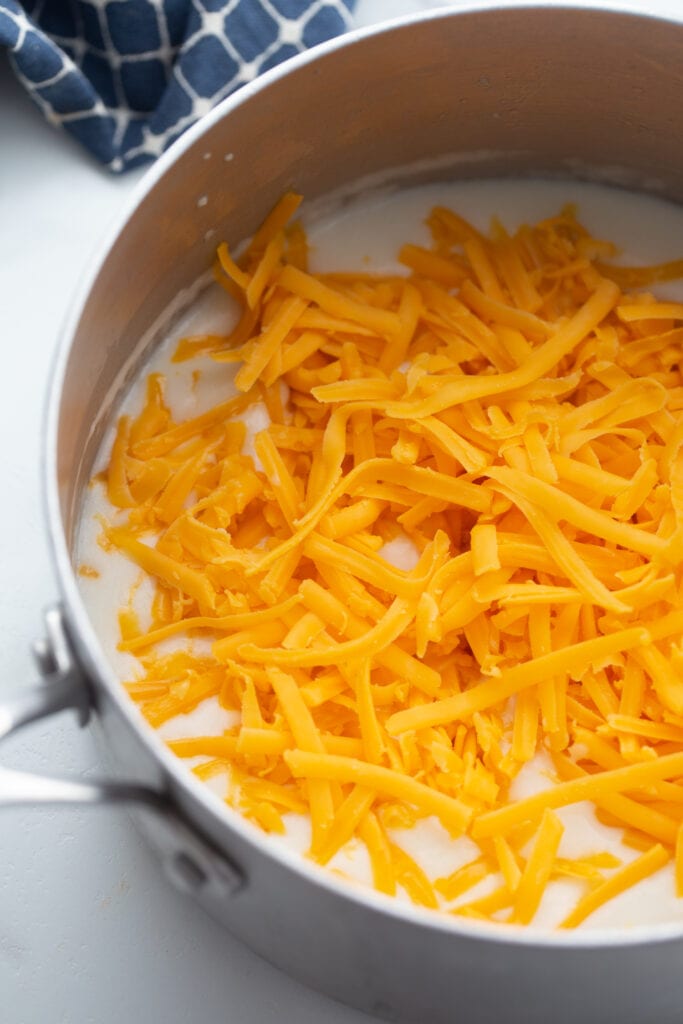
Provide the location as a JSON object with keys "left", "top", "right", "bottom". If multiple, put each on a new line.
{"left": 77, "top": 179, "right": 683, "bottom": 930}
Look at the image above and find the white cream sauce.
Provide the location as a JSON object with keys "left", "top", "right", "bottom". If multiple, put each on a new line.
{"left": 78, "top": 179, "right": 683, "bottom": 930}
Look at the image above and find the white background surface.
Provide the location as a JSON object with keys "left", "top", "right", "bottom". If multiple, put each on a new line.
{"left": 1, "top": 2, "right": 681, "bottom": 1022}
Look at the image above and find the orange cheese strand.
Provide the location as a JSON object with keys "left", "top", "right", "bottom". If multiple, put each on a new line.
{"left": 283, "top": 750, "right": 472, "bottom": 835}
{"left": 510, "top": 809, "right": 564, "bottom": 924}
{"left": 107, "top": 528, "right": 215, "bottom": 612}
{"left": 473, "top": 753, "right": 683, "bottom": 839}
{"left": 100, "top": 196, "right": 683, "bottom": 927}
{"left": 559, "top": 845, "right": 670, "bottom": 928}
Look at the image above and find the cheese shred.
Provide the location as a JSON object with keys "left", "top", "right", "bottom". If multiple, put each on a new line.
{"left": 96, "top": 191, "right": 683, "bottom": 929}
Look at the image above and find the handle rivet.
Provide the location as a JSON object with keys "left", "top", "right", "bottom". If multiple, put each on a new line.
{"left": 166, "top": 851, "right": 209, "bottom": 894}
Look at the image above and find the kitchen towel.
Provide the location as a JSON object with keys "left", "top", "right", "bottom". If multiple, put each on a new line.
{"left": 0, "top": 0, "right": 354, "bottom": 171}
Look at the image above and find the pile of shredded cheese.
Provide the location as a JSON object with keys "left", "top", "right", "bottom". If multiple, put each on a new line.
{"left": 94, "top": 191, "right": 683, "bottom": 927}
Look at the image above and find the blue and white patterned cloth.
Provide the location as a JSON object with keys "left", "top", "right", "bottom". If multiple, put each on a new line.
{"left": 0, "top": 0, "right": 354, "bottom": 171}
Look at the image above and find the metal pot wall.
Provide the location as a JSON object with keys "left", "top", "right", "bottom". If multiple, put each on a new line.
{"left": 2, "top": 5, "right": 683, "bottom": 1022}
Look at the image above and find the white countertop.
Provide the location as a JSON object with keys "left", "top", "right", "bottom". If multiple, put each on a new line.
{"left": 1, "top": 2, "right": 681, "bottom": 1022}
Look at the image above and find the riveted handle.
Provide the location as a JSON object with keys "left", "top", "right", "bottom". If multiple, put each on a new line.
{"left": 0, "top": 606, "right": 243, "bottom": 899}
{"left": 0, "top": 606, "right": 162, "bottom": 810}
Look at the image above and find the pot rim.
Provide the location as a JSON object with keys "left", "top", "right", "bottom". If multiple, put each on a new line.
{"left": 45, "top": 0, "right": 683, "bottom": 951}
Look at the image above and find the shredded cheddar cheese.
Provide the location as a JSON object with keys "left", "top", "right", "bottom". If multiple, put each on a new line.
{"left": 97, "top": 191, "right": 683, "bottom": 928}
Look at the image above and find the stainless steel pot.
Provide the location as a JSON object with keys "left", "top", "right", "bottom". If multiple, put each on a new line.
{"left": 3, "top": 5, "right": 683, "bottom": 1022}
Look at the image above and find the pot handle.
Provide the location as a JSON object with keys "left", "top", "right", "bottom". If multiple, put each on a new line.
{"left": 0, "top": 606, "right": 243, "bottom": 899}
